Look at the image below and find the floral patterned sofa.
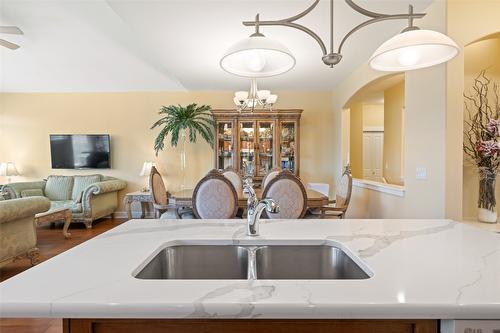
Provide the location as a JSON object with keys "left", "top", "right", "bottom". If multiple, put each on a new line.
{"left": 3, "top": 175, "right": 127, "bottom": 229}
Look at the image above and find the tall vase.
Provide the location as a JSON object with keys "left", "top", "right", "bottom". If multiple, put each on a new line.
{"left": 179, "top": 129, "right": 187, "bottom": 190}
{"left": 478, "top": 167, "right": 497, "bottom": 223}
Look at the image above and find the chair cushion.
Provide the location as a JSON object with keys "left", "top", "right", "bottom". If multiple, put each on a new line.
{"left": 50, "top": 200, "right": 82, "bottom": 213}
{"left": 194, "top": 179, "right": 236, "bottom": 219}
{"left": 72, "top": 175, "right": 101, "bottom": 201}
{"left": 266, "top": 179, "right": 305, "bottom": 219}
{"left": 44, "top": 176, "right": 74, "bottom": 201}
{"left": 20, "top": 189, "right": 44, "bottom": 198}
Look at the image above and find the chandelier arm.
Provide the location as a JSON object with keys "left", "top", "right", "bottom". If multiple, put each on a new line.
{"left": 243, "top": 19, "right": 327, "bottom": 56}
{"left": 345, "top": 0, "right": 393, "bottom": 19}
{"left": 337, "top": 13, "right": 425, "bottom": 54}
{"left": 280, "top": 0, "right": 320, "bottom": 23}
{"left": 242, "top": 0, "right": 326, "bottom": 55}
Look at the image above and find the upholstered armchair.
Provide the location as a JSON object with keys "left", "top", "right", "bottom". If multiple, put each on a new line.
{"left": 0, "top": 196, "right": 50, "bottom": 267}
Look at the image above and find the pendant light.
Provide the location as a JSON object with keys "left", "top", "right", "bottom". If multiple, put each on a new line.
{"left": 220, "top": 15, "right": 296, "bottom": 78}
{"left": 227, "top": 0, "right": 459, "bottom": 71}
{"left": 369, "top": 29, "right": 459, "bottom": 72}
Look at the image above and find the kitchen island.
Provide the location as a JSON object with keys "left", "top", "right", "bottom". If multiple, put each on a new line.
{"left": 1, "top": 219, "right": 499, "bottom": 333}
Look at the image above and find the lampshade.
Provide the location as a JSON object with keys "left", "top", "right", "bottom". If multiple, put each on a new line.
{"left": 257, "top": 90, "right": 271, "bottom": 100}
{"left": 267, "top": 94, "right": 278, "bottom": 104}
{"left": 369, "top": 29, "right": 459, "bottom": 72}
{"left": 139, "top": 161, "right": 156, "bottom": 177}
{"left": 0, "top": 162, "right": 20, "bottom": 177}
{"left": 220, "top": 36, "right": 296, "bottom": 78}
{"left": 235, "top": 91, "right": 249, "bottom": 100}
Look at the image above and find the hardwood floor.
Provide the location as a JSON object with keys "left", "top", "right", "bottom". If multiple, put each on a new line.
{"left": 0, "top": 217, "right": 127, "bottom": 333}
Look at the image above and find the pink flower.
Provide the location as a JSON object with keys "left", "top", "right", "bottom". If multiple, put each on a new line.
{"left": 476, "top": 140, "right": 500, "bottom": 157}
{"left": 486, "top": 118, "right": 500, "bottom": 137}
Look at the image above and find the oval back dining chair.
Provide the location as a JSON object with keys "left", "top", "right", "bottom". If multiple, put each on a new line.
{"left": 149, "top": 166, "right": 172, "bottom": 218}
{"left": 320, "top": 165, "right": 353, "bottom": 219}
{"left": 192, "top": 169, "right": 238, "bottom": 219}
{"left": 262, "top": 170, "right": 308, "bottom": 219}
{"left": 261, "top": 167, "right": 281, "bottom": 190}
{"left": 222, "top": 167, "right": 243, "bottom": 193}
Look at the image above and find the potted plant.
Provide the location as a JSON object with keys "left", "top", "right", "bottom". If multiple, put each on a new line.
{"left": 151, "top": 103, "right": 215, "bottom": 189}
{"left": 463, "top": 71, "right": 500, "bottom": 223}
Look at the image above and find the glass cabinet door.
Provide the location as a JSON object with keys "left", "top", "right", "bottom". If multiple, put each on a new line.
{"left": 239, "top": 121, "right": 256, "bottom": 177}
{"left": 280, "top": 122, "right": 297, "bottom": 174}
{"left": 216, "top": 122, "right": 234, "bottom": 170}
{"left": 257, "top": 121, "right": 274, "bottom": 176}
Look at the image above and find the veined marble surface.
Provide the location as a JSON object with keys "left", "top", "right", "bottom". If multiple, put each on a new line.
{"left": 1, "top": 219, "right": 500, "bottom": 319}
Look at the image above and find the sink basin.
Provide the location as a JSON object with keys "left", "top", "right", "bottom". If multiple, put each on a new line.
{"left": 134, "top": 242, "right": 371, "bottom": 280}
{"left": 255, "top": 245, "right": 370, "bottom": 279}
{"left": 135, "top": 245, "right": 248, "bottom": 279}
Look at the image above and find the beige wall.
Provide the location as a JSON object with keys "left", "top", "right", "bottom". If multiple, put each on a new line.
{"left": 447, "top": 0, "right": 500, "bottom": 221}
{"left": 383, "top": 81, "right": 405, "bottom": 185}
{"left": 0, "top": 90, "right": 334, "bottom": 216}
{"left": 362, "top": 104, "right": 384, "bottom": 128}
{"left": 333, "top": 0, "right": 447, "bottom": 219}
{"left": 349, "top": 102, "right": 363, "bottom": 178}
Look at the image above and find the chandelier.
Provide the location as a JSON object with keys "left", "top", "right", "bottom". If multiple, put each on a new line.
{"left": 220, "top": 0, "right": 459, "bottom": 75}
{"left": 233, "top": 79, "right": 277, "bottom": 112}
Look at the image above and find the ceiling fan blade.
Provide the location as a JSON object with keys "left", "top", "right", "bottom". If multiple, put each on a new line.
{"left": 0, "top": 26, "right": 23, "bottom": 35}
{"left": 0, "top": 39, "right": 20, "bottom": 50}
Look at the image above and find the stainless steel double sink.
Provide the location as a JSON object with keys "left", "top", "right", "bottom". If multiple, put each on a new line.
{"left": 134, "top": 242, "right": 372, "bottom": 280}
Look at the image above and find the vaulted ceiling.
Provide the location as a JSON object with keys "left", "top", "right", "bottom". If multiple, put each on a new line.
{"left": 0, "top": 0, "right": 433, "bottom": 92}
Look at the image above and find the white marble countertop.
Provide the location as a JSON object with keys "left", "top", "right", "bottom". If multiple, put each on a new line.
{"left": 1, "top": 219, "right": 500, "bottom": 319}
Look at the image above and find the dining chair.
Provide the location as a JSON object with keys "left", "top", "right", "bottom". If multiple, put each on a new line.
{"left": 319, "top": 165, "right": 353, "bottom": 219}
{"left": 192, "top": 169, "right": 238, "bottom": 219}
{"left": 149, "top": 166, "right": 176, "bottom": 219}
{"left": 222, "top": 167, "right": 243, "bottom": 193}
{"left": 262, "top": 170, "right": 308, "bottom": 219}
{"left": 261, "top": 167, "right": 281, "bottom": 190}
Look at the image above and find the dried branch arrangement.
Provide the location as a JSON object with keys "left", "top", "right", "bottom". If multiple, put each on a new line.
{"left": 463, "top": 70, "right": 500, "bottom": 211}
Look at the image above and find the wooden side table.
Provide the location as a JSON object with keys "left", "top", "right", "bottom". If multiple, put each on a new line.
{"left": 35, "top": 208, "right": 72, "bottom": 239}
{"left": 123, "top": 191, "right": 153, "bottom": 219}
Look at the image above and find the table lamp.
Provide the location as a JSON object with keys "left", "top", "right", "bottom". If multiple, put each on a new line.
{"left": 139, "top": 161, "right": 156, "bottom": 192}
{"left": 0, "top": 162, "right": 20, "bottom": 183}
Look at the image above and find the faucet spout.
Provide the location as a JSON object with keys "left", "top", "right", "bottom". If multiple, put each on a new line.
{"left": 247, "top": 197, "right": 279, "bottom": 237}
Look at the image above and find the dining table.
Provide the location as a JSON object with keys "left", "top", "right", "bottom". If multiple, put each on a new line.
{"left": 169, "top": 187, "right": 329, "bottom": 212}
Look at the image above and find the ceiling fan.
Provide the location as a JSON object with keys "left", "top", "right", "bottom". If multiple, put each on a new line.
{"left": 0, "top": 26, "right": 23, "bottom": 50}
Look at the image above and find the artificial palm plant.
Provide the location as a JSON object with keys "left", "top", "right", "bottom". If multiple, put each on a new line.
{"left": 151, "top": 103, "right": 215, "bottom": 155}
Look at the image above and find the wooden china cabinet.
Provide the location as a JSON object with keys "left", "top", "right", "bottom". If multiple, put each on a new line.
{"left": 212, "top": 109, "right": 302, "bottom": 184}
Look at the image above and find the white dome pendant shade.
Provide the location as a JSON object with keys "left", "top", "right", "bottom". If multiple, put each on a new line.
{"left": 220, "top": 35, "right": 296, "bottom": 78}
{"left": 369, "top": 29, "right": 459, "bottom": 72}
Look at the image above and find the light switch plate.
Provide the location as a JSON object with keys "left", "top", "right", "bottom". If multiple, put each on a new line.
{"left": 416, "top": 167, "right": 427, "bottom": 180}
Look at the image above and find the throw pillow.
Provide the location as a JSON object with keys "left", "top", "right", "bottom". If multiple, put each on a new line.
{"left": 75, "top": 190, "right": 84, "bottom": 204}
{"left": 20, "top": 189, "right": 44, "bottom": 198}
{"left": 72, "top": 175, "right": 101, "bottom": 201}
{"left": 44, "top": 176, "right": 74, "bottom": 201}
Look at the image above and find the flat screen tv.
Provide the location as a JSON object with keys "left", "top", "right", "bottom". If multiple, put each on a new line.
{"left": 50, "top": 134, "right": 111, "bottom": 169}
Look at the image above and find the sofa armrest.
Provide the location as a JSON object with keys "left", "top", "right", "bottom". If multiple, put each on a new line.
{"left": 2, "top": 181, "right": 46, "bottom": 199}
{"left": 83, "top": 180, "right": 127, "bottom": 197}
{"left": 80, "top": 180, "right": 126, "bottom": 217}
{"left": 0, "top": 197, "right": 51, "bottom": 224}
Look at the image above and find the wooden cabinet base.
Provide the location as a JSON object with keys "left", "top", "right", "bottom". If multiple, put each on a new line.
{"left": 63, "top": 318, "right": 438, "bottom": 333}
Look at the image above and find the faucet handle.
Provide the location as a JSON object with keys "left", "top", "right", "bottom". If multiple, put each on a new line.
{"left": 260, "top": 198, "right": 280, "bottom": 213}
